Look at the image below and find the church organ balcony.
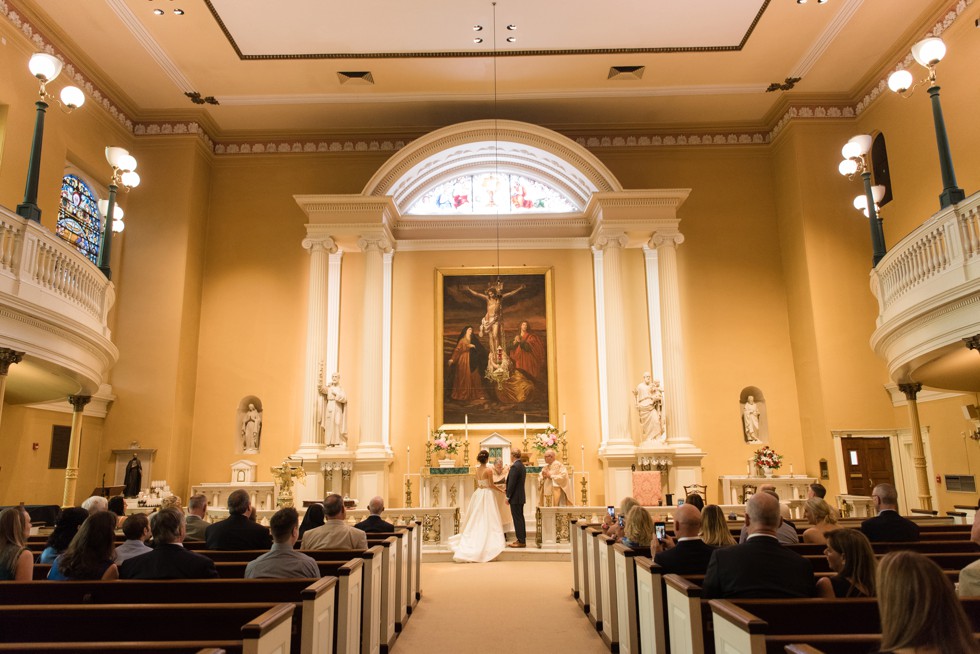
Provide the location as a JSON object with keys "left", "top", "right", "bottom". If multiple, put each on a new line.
{"left": 870, "top": 190, "right": 980, "bottom": 390}
{"left": 0, "top": 204, "right": 117, "bottom": 403}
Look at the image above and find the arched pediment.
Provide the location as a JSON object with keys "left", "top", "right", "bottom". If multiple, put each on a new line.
{"left": 363, "top": 120, "right": 623, "bottom": 214}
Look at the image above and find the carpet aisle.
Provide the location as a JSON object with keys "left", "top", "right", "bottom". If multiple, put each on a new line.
{"left": 394, "top": 560, "right": 608, "bottom": 654}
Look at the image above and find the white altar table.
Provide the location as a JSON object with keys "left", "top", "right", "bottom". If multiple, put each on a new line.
{"left": 718, "top": 475, "right": 818, "bottom": 506}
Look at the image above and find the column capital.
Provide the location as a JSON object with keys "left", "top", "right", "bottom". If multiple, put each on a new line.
{"left": 649, "top": 230, "right": 685, "bottom": 249}
{"left": 591, "top": 232, "right": 629, "bottom": 251}
{"left": 0, "top": 349, "right": 25, "bottom": 376}
{"left": 897, "top": 382, "right": 923, "bottom": 401}
{"left": 68, "top": 394, "right": 92, "bottom": 412}
{"left": 357, "top": 235, "right": 393, "bottom": 253}
{"left": 302, "top": 236, "right": 338, "bottom": 254}
{"left": 965, "top": 335, "right": 980, "bottom": 353}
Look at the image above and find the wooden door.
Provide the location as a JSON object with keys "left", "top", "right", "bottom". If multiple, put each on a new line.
{"left": 841, "top": 437, "right": 895, "bottom": 496}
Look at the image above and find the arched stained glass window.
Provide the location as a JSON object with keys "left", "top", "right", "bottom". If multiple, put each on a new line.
{"left": 57, "top": 174, "right": 102, "bottom": 264}
{"left": 408, "top": 173, "right": 576, "bottom": 215}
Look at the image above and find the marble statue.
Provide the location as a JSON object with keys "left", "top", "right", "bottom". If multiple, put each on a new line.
{"left": 743, "top": 395, "right": 762, "bottom": 443}
{"left": 241, "top": 403, "right": 262, "bottom": 453}
{"left": 634, "top": 373, "right": 665, "bottom": 443}
{"left": 318, "top": 371, "right": 348, "bottom": 447}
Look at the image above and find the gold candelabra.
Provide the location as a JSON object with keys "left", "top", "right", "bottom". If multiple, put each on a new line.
{"left": 404, "top": 477, "right": 412, "bottom": 508}
{"left": 425, "top": 440, "right": 432, "bottom": 467}
{"left": 580, "top": 476, "right": 589, "bottom": 506}
{"left": 463, "top": 438, "right": 470, "bottom": 466}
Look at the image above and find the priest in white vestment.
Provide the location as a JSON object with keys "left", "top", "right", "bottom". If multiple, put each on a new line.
{"left": 538, "top": 449, "right": 573, "bottom": 506}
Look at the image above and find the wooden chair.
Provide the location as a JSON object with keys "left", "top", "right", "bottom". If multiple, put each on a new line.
{"left": 683, "top": 484, "right": 707, "bottom": 504}
{"left": 741, "top": 484, "right": 757, "bottom": 503}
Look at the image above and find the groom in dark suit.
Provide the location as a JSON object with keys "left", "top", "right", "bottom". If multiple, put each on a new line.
{"left": 506, "top": 449, "right": 527, "bottom": 548}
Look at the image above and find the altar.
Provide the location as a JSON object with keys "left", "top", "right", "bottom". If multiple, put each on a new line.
{"left": 718, "top": 475, "right": 817, "bottom": 505}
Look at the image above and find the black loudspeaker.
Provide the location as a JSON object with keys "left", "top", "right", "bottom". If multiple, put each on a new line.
{"left": 665, "top": 493, "right": 674, "bottom": 506}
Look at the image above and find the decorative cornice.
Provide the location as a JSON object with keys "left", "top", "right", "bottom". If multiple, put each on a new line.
{"left": 133, "top": 122, "right": 215, "bottom": 150}
{"left": 215, "top": 139, "right": 406, "bottom": 155}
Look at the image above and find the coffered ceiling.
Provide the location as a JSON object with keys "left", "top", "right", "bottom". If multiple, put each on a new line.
{"left": 13, "top": 0, "right": 966, "bottom": 138}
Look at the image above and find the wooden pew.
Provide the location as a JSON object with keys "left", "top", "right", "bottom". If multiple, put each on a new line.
{"left": 786, "top": 539, "right": 980, "bottom": 556}
{"left": 0, "top": 603, "right": 293, "bottom": 654}
{"left": 598, "top": 535, "right": 620, "bottom": 649}
{"left": 613, "top": 543, "right": 647, "bottom": 654}
{"left": 586, "top": 527, "right": 604, "bottom": 632}
{"left": 634, "top": 557, "right": 668, "bottom": 654}
{"left": 573, "top": 522, "right": 594, "bottom": 614}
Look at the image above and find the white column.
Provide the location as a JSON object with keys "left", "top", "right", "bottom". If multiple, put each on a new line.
{"left": 356, "top": 236, "right": 390, "bottom": 455}
{"left": 899, "top": 382, "right": 933, "bottom": 510}
{"left": 591, "top": 247, "right": 610, "bottom": 447}
{"left": 325, "top": 250, "right": 344, "bottom": 378}
{"left": 298, "top": 235, "right": 336, "bottom": 454}
{"left": 596, "top": 233, "right": 632, "bottom": 447}
{"left": 381, "top": 249, "right": 394, "bottom": 453}
{"left": 0, "top": 349, "right": 25, "bottom": 430}
{"left": 650, "top": 231, "right": 692, "bottom": 445}
{"left": 62, "top": 394, "right": 91, "bottom": 507}
{"left": 642, "top": 246, "right": 664, "bottom": 384}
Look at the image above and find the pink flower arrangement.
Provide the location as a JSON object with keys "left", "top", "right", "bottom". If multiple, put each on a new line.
{"left": 431, "top": 431, "right": 460, "bottom": 454}
{"left": 532, "top": 428, "right": 566, "bottom": 455}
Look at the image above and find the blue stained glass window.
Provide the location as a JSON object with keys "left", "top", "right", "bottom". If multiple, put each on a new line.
{"left": 57, "top": 174, "right": 102, "bottom": 264}
{"left": 408, "top": 173, "right": 576, "bottom": 215}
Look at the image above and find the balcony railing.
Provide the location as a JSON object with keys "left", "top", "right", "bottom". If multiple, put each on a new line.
{"left": 0, "top": 206, "right": 114, "bottom": 339}
{"left": 871, "top": 191, "right": 980, "bottom": 326}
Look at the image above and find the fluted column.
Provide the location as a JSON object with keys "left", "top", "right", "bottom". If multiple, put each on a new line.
{"left": 650, "top": 231, "right": 692, "bottom": 445}
{"left": 381, "top": 249, "right": 394, "bottom": 452}
{"left": 356, "top": 235, "right": 390, "bottom": 455}
{"left": 62, "top": 394, "right": 91, "bottom": 507}
{"left": 595, "top": 233, "right": 632, "bottom": 446}
{"left": 298, "top": 235, "right": 337, "bottom": 454}
{"left": 0, "top": 349, "right": 25, "bottom": 429}
{"left": 642, "top": 246, "right": 664, "bottom": 384}
{"left": 899, "top": 382, "right": 932, "bottom": 511}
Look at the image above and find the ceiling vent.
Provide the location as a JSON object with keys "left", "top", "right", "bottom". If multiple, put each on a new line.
{"left": 608, "top": 65, "right": 645, "bottom": 80}
{"left": 337, "top": 71, "right": 375, "bottom": 85}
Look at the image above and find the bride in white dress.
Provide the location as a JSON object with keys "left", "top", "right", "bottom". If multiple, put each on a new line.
{"left": 449, "top": 450, "right": 507, "bottom": 563}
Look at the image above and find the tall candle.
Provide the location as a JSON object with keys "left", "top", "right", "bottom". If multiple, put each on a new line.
{"left": 563, "top": 413, "right": 567, "bottom": 432}
{"left": 407, "top": 446, "right": 411, "bottom": 472}
{"left": 426, "top": 415, "right": 431, "bottom": 440}
{"left": 580, "top": 444, "right": 585, "bottom": 470}
{"left": 523, "top": 413, "right": 527, "bottom": 438}
{"left": 465, "top": 414, "right": 469, "bottom": 439}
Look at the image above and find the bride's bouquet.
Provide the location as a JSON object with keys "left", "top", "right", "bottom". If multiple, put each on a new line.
{"left": 431, "top": 431, "right": 461, "bottom": 454}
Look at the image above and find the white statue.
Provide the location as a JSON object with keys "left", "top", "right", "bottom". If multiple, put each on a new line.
{"left": 743, "top": 395, "right": 761, "bottom": 443}
{"left": 633, "top": 373, "right": 665, "bottom": 443}
{"left": 241, "top": 403, "right": 262, "bottom": 453}
{"left": 318, "top": 370, "right": 348, "bottom": 447}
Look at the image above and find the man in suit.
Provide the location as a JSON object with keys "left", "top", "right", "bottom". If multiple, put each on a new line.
{"left": 204, "top": 489, "right": 273, "bottom": 550}
{"left": 184, "top": 493, "right": 211, "bottom": 541}
{"left": 861, "top": 483, "right": 920, "bottom": 542}
{"left": 302, "top": 494, "right": 368, "bottom": 550}
{"left": 702, "top": 492, "right": 816, "bottom": 599}
{"left": 120, "top": 508, "right": 218, "bottom": 579}
{"left": 506, "top": 448, "right": 527, "bottom": 548}
{"left": 957, "top": 518, "right": 980, "bottom": 596}
{"left": 654, "top": 503, "right": 715, "bottom": 575}
{"left": 354, "top": 496, "right": 396, "bottom": 533}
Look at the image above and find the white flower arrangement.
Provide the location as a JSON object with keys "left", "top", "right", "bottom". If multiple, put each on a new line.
{"left": 431, "top": 431, "right": 460, "bottom": 455}
{"left": 532, "top": 427, "right": 566, "bottom": 455}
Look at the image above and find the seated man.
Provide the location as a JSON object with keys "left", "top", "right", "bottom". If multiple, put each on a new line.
{"left": 245, "top": 507, "right": 320, "bottom": 579}
{"left": 354, "top": 496, "right": 396, "bottom": 533}
{"left": 120, "top": 508, "right": 218, "bottom": 579}
{"left": 114, "top": 513, "right": 152, "bottom": 565}
{"left": 653, "top": 503, "right": 715, "bottom": 575}
{"left": 807, "top": 483, "right": 827, "bottom": 499}
{"left": 703, "top": 492, "right": 815, "bottom": 599}
{"left": 184, "top": 493, "right": 211, "bottom": 541}
{"left": 205, "top": 489, "right": 273, "bottom": 550}
{"left": 861, "top": 483, "right": 920, "bottom": 542}
{"left": 81, "top": 495, "right": 108, "bottom": 514}
{"left": 302, "top": 494, "right": 368, "bottom": 550}
{"left": 738, "top": 490, "right": 799, "bottom": 544}
{"left": 957, "top": 518, "right": 980, "bottom": 596}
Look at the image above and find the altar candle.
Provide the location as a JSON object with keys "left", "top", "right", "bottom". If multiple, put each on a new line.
{"left": 426, "top": 415, "right": 431, "bottom": 441}
{"left": 580, "top": 444, "right": 585, "bottom": 470}
{"left": 563, "top": 413, "right": 567, "bottom": 432}
{"left": 523, "top": 413, "right": 527, "bottom": 438}
{"left": 465, "top": 414, "right": 469, "bottom": 439}
{"left": 407, "top": 446, "right": 411, "bottom": 472}
{"left": 789, "top": 463, "right": 794, "bottom": 475}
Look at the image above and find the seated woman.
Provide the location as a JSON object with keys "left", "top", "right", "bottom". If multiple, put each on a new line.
{"left": 603, "top": 496, "right": 640, "bottom": 540}
{"left": 297, "top": 504, "right": 325, "bottom": 545}
{"left": 48, "top": 511, "right": 119, "bottom": 581}
{"left": 816, "top": 528, "right": 876, "bottom": 598}
{"left": 802, "top": 497, "right": 839, "bottom": 544}
{"left": 621, "top": 505, "right": 653, "bottom": 552}
{"left": 107, "top": 495, "right": 127, "bottom": 529}
{"left": 38, "top": 507, "right": 88, "bottom": 564}
{"left": 0, "top": 507, "right": 33, "bottom": 581}
{"left": 700, "top": 504, "right": 737, "bottom": 548}
{"left": 876, "top": 550, "right": 977, "bottom": 653}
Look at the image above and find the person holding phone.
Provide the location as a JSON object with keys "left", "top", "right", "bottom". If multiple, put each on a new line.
{"left": 621, "top": 506, "right": 653, "bottom": 553}
{"left": 653, "top": 503, "right": 716, "bottom": 574}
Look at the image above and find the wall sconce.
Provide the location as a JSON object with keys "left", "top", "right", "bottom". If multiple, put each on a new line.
{"left": 15, "top": 53, "right": 85, "bottom": 223}
{"left": 838, "top": 134, "right": 887, "bottom": 266}
{"left": 887, "top": 37, "right": 965, "bottom": 209}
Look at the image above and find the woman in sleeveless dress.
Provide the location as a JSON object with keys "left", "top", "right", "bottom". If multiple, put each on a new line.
{"left": 0, "top": 507, "right": 33, "bottom": 581}
{"left": 449, "top": 450, "right": 506, "bottom": 563}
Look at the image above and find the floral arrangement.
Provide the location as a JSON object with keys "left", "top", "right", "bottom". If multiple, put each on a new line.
{"left": 531, "top": 427, "right": 567, "bottom": 455}
{"left": 431, "top": 431, "right": 460, "bottom": 455}
{"left": 753, "top": 446, "right": 783, "bottom": 470}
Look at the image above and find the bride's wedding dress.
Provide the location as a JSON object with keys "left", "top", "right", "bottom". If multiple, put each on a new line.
{"left": 448, "top": 479, "right": 506, "bottom": 563}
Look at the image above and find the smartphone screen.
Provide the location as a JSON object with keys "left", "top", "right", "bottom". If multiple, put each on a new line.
{"left": 655, "top": 522, "right": 666, "bottom": 541}
{"left": 607, "top": 505, "right": 616, "bottom": 518}
{"left": 618, "top": 514, "right": 625, "bottom": 528}
{"left": 677, "top": 498, "right": 685, "bottom": 508}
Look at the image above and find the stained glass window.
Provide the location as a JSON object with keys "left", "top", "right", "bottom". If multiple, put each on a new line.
{"left": 408, "top": 173, "right": 576, "bottom": 214}
{"left": 57, "top": 174, "right": 102, "bottom": 264}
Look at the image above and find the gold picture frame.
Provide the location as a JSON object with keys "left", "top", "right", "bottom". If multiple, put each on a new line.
{"left": 436, "top": 267, "right": 557, "bottom": 430}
